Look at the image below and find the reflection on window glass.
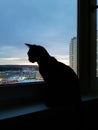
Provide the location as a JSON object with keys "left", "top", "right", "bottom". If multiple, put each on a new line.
{"left": 97, "top": 0, "right": 98, "bottom": 77}
{"left": 0, "top": 0, "right": 77, "bottom": 85}
{"left": 97, "top": 31, "right": 98, "bottom": 77}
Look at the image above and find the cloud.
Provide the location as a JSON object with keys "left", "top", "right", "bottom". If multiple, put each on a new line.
{"left": 0, "top": 0, "right": 76, "bottom": 65}
{"left": 0, "top": 57, "right": 37, "bottom": 65}
{"left": 0, "top": 58, "right": 21, "bottom": 61}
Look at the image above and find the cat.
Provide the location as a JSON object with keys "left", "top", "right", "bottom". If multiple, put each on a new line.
{"left": 25, "top": 43, "right": 82, "bottom": 109}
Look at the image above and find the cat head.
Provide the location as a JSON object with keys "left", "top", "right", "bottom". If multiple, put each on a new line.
{"left": 25, "top": 43, "right": 50, "bottom": 63}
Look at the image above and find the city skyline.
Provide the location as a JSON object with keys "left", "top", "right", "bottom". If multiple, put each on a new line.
{"left": 0, "top": 0, "right": 77, "bottom": 65}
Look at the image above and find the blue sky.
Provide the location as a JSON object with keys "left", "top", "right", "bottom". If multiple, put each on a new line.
{"left": 0, "top": 0, "right": 77, "bottom": 65}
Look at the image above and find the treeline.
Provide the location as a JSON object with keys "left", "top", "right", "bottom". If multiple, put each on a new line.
{"left": 0, "top": 65, "right": 38, "bottom": 71}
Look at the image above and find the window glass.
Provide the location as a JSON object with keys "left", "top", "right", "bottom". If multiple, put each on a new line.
{"left": 97, "top": 0, "right": 98, "bottom": 77}
{"left": 97, "top": 31, "right": 98, "bottom": 77}
{"left": 0, "top": 0, "right": 77, "bottom": 85}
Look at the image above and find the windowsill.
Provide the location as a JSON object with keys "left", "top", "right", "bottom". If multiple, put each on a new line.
{"left": 1, "top": 95, "right": 98, "bottom": 121}
{"left": 0, "top": 103, "right": 48, "bottom": 120}
{"left": 82, "top": 96, "right": 98, "bottom": 101}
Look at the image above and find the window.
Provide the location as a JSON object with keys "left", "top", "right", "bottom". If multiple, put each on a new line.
{"left": 1, "top": 0, "right": 98, "bottom": 120}
{"left": 0, "top": 0, "right": 78, "bottom": 115}
{"left": 0, "top": 0, "right": 77, "bottom": 85}
{"left": 96, "top": 0, "right": 98, "bottom": 91}
{"left": 96, "top": 1, "right": 98, "bottom": 78}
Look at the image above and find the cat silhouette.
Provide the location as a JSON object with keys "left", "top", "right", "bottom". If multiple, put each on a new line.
{"left": 25, "top": 43, "right": 82, "bottom": 109}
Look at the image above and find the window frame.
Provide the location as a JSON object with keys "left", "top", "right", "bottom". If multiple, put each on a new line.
{"left": 77, "top": 0, "right": 97, "bottom": 95}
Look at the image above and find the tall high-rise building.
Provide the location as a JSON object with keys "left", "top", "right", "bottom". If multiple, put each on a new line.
{"left": 69, "top": 37, "right": 77, "bottom": 74}
{"left": 70, "top": 32, "right": 98, "bottom": 76}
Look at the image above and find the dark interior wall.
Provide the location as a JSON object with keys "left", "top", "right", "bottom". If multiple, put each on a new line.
{"left": 1, "top": 99, "right": 98, "bottom": 128}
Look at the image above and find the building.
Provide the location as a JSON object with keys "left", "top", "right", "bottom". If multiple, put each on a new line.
{"left": 69, "top": 37, "right": 77, "bottom": 74}
{"left": 69, "top": 32, "right": 98, "bottom": 76}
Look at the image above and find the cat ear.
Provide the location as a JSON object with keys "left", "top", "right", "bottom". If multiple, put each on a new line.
{"left": 25, "top": 43, "right": 32, "bottom": 48}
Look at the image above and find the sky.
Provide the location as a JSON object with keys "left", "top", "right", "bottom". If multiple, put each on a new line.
{"left": 0, "top": 0, "right": 77, "bottom": 65}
